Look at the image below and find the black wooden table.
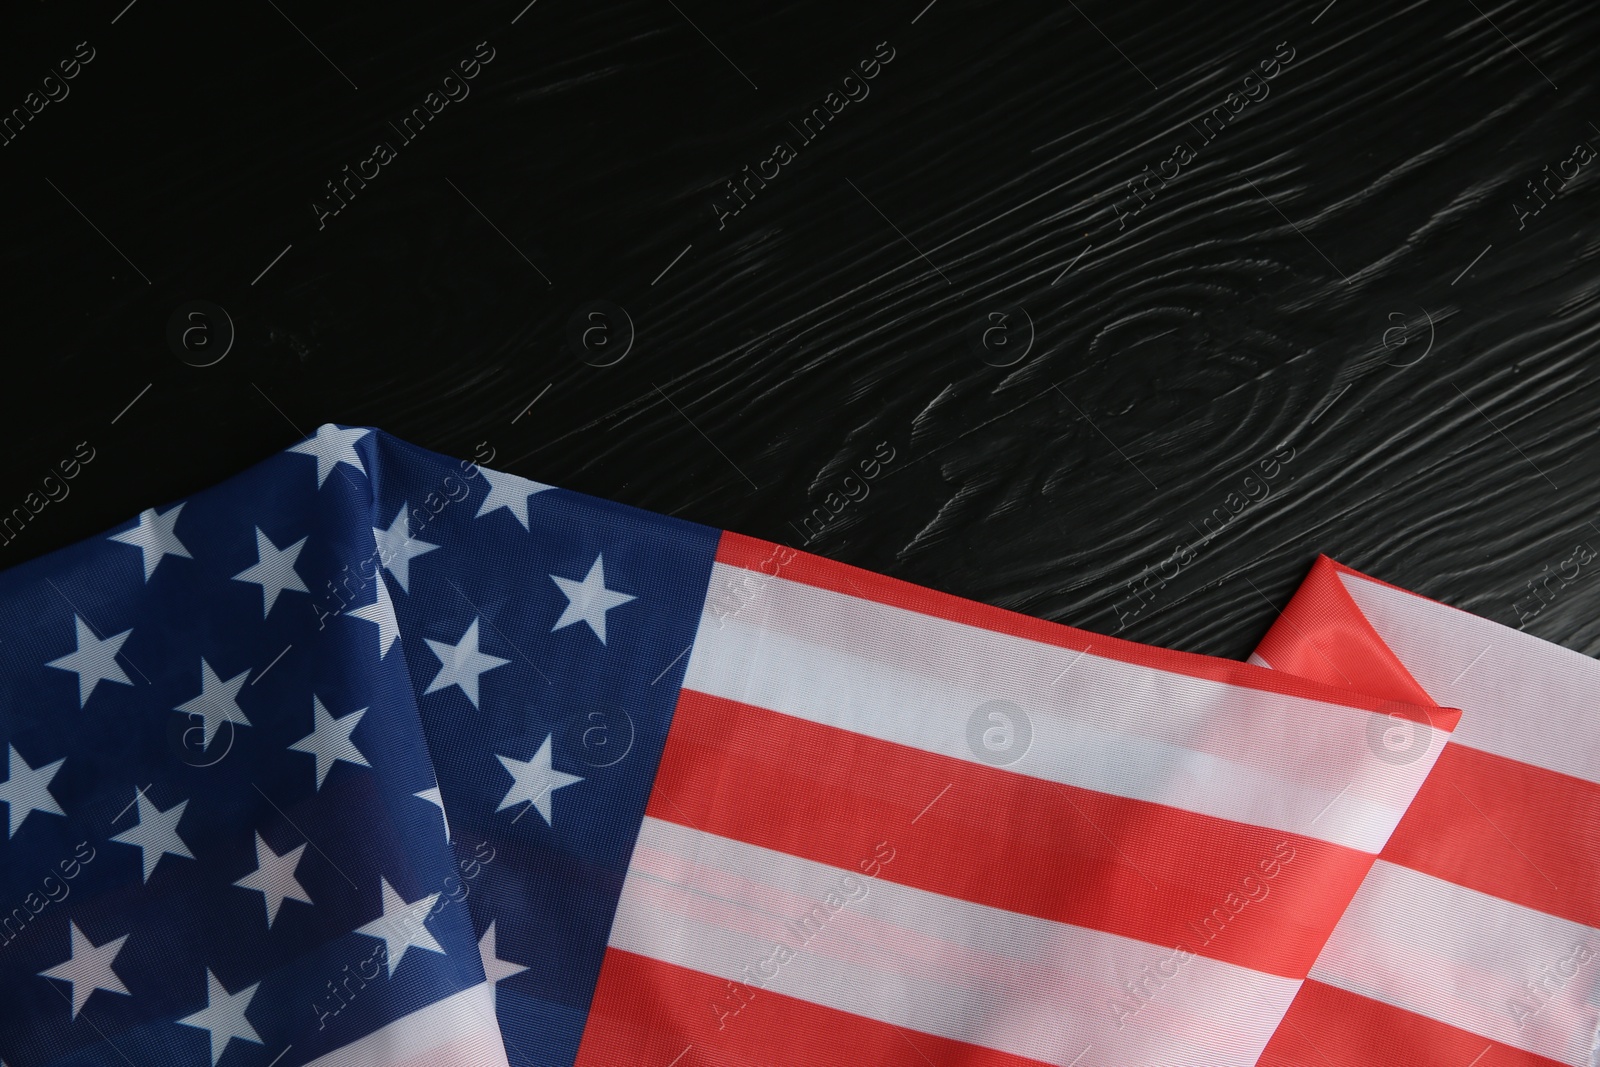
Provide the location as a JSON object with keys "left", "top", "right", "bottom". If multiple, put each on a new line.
{"left": 3, "top": 0, "right": 1597, "bottom": 660}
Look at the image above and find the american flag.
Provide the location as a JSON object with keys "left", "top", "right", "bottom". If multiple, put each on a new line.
{"left": 0, "top": 425, "right": 1460, "bottom": 1066}
{"left": 1250, "top": 557, "right": 1600, "bottom": 1067}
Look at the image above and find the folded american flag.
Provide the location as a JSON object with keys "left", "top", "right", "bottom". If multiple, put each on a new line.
{"left": 0, "top": 426, "right": 1462, "bottom": 1066}
{"left": 1250, "top": 557, "right": 1600, "bottom": 1067}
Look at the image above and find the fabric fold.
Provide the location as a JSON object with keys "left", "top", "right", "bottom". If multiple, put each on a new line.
{"left": 1252, "top": 555, "right": 1600, "bottom": 1067}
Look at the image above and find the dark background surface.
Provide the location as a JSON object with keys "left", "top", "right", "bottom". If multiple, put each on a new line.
{"left": 2, "top": 0, "right": 1598, "bottom": 661}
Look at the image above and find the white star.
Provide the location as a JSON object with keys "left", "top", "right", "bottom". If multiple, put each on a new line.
{"left": 232, "top": 528, "right": 310, "bottom": 617}
{"left": 108, "top": 504, "right": 192, "bottom": 581}
{"left": 288, "top": 697, "right": 370, "bottom": 790}
{"left": 0, "top": 745, "right": 65, "bottom": 838}
{"left": 350, "top": 573, "right": 401, "bottom": 658}
{"left": 287, "top": 423, "right": 370, "bottom": 488}
{"left": 549, "top": 555, "right": 635, "bottom": 644}
{"left": 173, "top": 659, "right": 252, "bottom": 749}
{"left": 176, "top": 970, "right": 263, "bottom": 1065}
{"left": 46, "top": 616, "right": 134, "bottom": 707}
{"left": 478, "top": 921, "right": 528, "bottom": 984}
{"left": 474, "top": 467, "right": 554, "bottom": 530}
{"left": 372, "top": 506, "right": 440, "bottom": 594}
{"left": 356, "top": 878, "right": 446, "bottom": 977}
{"left": 234, "top": 833, "right": 312, "bottom": 927}
{"left": 415, "top": 785, "right": 450, "bottom": 841}
{"left": 111, "top": 791, "right": 194, "bottom": 883}
{"left": 496, "top": 735, "right": 582, "bottom": 827}
{"left": 38, "top": 922, "right": 130, "bottom": 1019}
{"left": 423, "top": 619, "right": 510, "bottom": 709}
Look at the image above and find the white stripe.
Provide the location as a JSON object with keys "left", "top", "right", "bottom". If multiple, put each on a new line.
{"left": 1339, "top": 571, "right": 1600, "bottom": 784}
{"left": 1311, "top": 860, "right": 1600, "bottom": 1066}
{"left": 611, "top": 816, "right": 1299, "bottom": 1067}
{"left": 687, "top": 563, "right": 1450, "bottom": 853}
{"left": 301, "top": 982, "right": 509, "bottom": 1067}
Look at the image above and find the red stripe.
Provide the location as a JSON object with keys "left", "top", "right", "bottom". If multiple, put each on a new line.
{"left": 713, "top": 531, "right": 1456, "bottom": 728}
{"left": 1383, "top": 742, "right": 1600, "bottom": 926}
{"left": 1257, "top": 979, "right": 1570, "bottom": 1067}
{"left": 1258, "top": 556, "right": 1600, "bottom": 924}
{"left": 574, "top": 947, "right": 1051, "bottom": 1067}
{"left": 649, "top": 688, "right": 1375, "bottom": 979}
{"left": 1253, "top": 555, "right": 1437, "bottom": 707}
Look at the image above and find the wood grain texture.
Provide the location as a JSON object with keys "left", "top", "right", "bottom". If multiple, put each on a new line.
{"left": 1, "top": 0, "right": 1596, "bottom": 661}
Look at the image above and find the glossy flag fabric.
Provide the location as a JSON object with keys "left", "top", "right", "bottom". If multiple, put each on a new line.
{"left": 1248, "top": 557, "right": 1600, "bottom": 1067}
{"left": 0, "top": 425, "right": 1461, "bottom": 1067}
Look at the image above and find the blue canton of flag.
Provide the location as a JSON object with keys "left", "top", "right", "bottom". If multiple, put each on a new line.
{"left": 0, "top": 425, "right": 719, "bottom": 1067}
